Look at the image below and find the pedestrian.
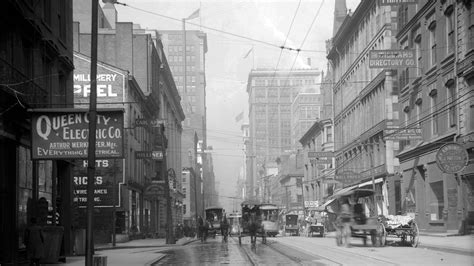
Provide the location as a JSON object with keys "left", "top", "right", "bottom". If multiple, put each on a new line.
{"left": 24, "top": 217, "right": 44, "bottom": 266}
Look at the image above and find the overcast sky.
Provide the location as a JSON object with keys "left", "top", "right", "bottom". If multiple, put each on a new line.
{"left": 113, "top": 0, "right": 361, "bottom": 212}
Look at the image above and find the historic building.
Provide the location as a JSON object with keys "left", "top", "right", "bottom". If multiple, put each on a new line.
{"left": 159, "top": 28, "right": 210, "bottom": 222}
{"left": 0, "top": 0, "right": 75, "bottom": 263}
{"left": 327, "top": 0, "right": 400, "bottom": 217}
{"left": 73, "top": 0, "right": 184, "bottom": 240}
{"left": 245, "top": 68, "right": 321, "bottom": 200}
{"left": 395, "top": 0, "right": 474, "bottom": 233}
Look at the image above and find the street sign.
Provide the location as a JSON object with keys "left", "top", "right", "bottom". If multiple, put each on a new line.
{"left": 383, "top": 127, "right": 422, "bottom": 140}
{"left": 369, "top": 50, "right": 416, "bottom": 69}
{"left": 379, "top": 0, "right": 418, "bottom": 5}
{"left": 310, "top": 158, "right": 333, "bottom": 164}
{"left": 308, "top": 151, "right": 334, "bottom": 158}
{"left": 436, "top": 143, "right": 469, "bottom": 174}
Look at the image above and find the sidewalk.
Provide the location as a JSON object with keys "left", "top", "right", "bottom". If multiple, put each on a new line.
{"left": 325, "top": 231, "right": 473, "bottom": 255}
{"left": 51, "top": 237, "right": 197, "bottom": 266}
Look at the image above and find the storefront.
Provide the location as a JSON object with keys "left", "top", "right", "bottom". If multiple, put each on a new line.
{"left": 398, "top": 134, "right": 467, "bottom": 233}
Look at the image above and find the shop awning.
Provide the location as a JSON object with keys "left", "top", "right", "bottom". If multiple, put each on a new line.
{"left": 357, "top": 177, "right": 384, "bottom": 188}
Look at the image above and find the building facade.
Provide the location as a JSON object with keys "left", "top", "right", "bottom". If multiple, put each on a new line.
{"left": 327, "top": 0, "right": 400, "bottom": 217}
{"left": 395, "top": 0, "right": 474, "bottom": 233}
{"left": 246, "top": 69, "right": 321, "bottom": 200}
{"left": 0, "top": 0, "right": 75, "bottom": 263}
{"left": 159, "top": 29, "right": 209, "bottom": 222}
{"left": 73, "top": 1, "right": 184, "bottom": 240}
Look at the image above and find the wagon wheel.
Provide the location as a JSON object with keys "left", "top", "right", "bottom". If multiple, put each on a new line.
{"left": 410, "top": 221, "right": 419, "bottom": 247}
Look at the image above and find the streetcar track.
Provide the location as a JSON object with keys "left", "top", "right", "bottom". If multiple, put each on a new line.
{"left": 279, "top": 236, "right": 400, "bottom": 266}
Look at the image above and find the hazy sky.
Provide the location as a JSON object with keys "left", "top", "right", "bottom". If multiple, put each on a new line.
{"left": 114, "top": 0, "right": 361, "bottom": 212}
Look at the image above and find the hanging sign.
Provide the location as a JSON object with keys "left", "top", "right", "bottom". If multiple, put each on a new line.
{"left": 30, "top": 108, "right": 124, "bottom": 160}
{"left": 436, "top": 143, "right": 469, "bottom": 174}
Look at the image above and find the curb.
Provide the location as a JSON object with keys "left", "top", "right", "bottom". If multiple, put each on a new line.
{"left": 95, "top": 238, "right": 197, "bottom": 251}
{"left": 418, "top": 244, "right": 473, "bottom": 257}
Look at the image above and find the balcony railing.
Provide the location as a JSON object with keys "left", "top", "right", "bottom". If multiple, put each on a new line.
{"left": 0, "top": 57, "right": 48, "bottom": 108}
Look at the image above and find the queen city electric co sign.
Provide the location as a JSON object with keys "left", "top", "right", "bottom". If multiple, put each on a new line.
{"left": 436, "top": 143, "right": 469, "bottom": 174}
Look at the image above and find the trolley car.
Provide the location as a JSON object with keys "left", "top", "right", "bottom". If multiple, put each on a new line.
{"left": 260, "top": 203, "right": 279, "bottom": 237}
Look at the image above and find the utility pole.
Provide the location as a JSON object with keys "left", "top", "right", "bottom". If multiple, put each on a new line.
{"left": 112, "top": 159, "right": 117, "bottom": 247}
{"left": 161, "top": 123, "right": 175, "bottom": 244}
{"left": 86, "top": 0, "right": 98, "bottom": 265}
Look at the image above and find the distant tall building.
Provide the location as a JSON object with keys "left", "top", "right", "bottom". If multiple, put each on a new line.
{"left": 245, "top": 69, "right": 321, "bottom": 200}
{"left": 159, "top": 29, "right": 211, "bottom": 220}
{"left": 291, "top": 88, "right": 323, "bottom": 150}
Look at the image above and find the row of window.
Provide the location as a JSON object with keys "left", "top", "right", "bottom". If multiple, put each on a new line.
{"left": 170, "top": 65, "right": 196, "bottom": 73}
{"left": 168, "top": 45, "right": 196, "bottom": 54}
{"left": 168, "top": 55, "right": 197, "bottom": 63}
{"left": 253, "top": 78, "right": 318, "bottom": 87}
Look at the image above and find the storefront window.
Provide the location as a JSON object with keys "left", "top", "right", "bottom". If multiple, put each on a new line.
{"left": 430, "top": 181, "right": 444, "bottom": 220}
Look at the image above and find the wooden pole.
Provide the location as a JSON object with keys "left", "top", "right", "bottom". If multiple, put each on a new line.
{"left": 86, "top": 0, "right": 99, "bottom": 264}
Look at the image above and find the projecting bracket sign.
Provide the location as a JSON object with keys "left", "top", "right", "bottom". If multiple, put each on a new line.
{"left": 136, "top": 150, "right": 164, "bottom": 161}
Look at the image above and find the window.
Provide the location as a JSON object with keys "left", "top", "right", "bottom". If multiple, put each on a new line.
{"left": 430, "top": 89, "right": 438, "bottom": 136}
{"left": 415, "top": 98, "right": 423, "bottom": 128}
{"left": 445, "top": 6, "right": 455, "bottom": 55}
{"left": 429, "top": 181, "right": 444, "bottom": 220}
{"left": 428, "top": 21, "right": 437, "bottom": 67}
{"left": 183, "top": 204, "right": 186, "bottom": 214}
{"left": 447, "top": 79, "right": 456, "bottom": 128}
{"left": 182, "top": 187, "right": 186, "bottom": 198}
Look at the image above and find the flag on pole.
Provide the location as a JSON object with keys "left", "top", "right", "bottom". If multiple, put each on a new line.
{"left": 186, "top": 8, "right": 200, "bottom": 20}
{"left": 235, "top": 112, "right": 244, "bottom": 122}
{"left": 243, "top": 47, "right": 253, "bottom": 59}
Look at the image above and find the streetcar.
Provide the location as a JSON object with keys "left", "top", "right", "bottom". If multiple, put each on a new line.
{"left": 259, "top": 203, "right": 279, "bottom": 237}
{"left": 205, "top": 206, "right": 225, "bottom": 237}
{"left": 228, "top": 212, "right": 242, "bottom": 236}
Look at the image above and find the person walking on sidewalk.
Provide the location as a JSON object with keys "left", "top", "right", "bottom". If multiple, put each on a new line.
{"left": 24, "top": 217, "right": 45, "bottom": 266}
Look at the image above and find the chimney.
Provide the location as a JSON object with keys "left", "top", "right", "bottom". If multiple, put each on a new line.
{"left": 102, "top": 0, "right": 117, "bottom": 29}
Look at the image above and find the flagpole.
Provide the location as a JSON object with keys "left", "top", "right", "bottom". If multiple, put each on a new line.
{"left": 252, "top": 44, "right": 255, "bottom": 69}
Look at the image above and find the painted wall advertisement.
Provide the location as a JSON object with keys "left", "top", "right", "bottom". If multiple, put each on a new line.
{"left": 73, "top": 159, "right": 124, "bottom": 207}
{"left": 31, "top": 109, "right": 124, "bottom": 160}
{"left": 73, "top": 53, "right": 126, "bottom": 105}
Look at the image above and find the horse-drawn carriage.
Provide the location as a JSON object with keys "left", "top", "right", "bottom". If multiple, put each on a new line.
{"left": 205, "top": 206, "right": 224, "bottom": 238}
{"left": 331, "top": 188, "right": 386, "bottom": 247}
{"left": 238, "top": 201, "right": 266, "bottom": 245}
